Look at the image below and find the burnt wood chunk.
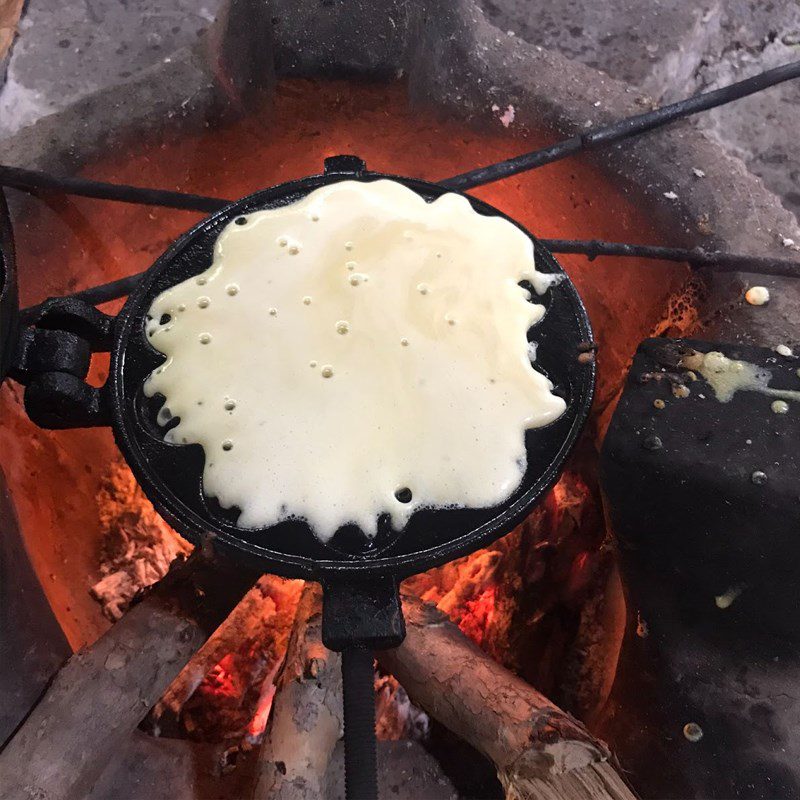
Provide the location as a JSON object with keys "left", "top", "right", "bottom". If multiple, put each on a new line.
{"left": 601, "top": 337, "right": 800, "bottom": 637}
{"left": 0, "top": 553, "right": 258, "bottom": 800}
{"left": 379, "top": 596, "right": 636, "bottom": 800}
{"left": 600, "top": 338, "right": 800, "bottom": 800}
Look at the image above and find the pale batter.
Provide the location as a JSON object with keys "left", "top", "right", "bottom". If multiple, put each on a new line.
{"left": 144, "top": 180, "right": 566, "bottom": 541}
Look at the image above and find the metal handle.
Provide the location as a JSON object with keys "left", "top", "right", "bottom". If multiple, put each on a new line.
{"left": 322, "top": 579, "right": 405, "bottom": 800}
{"left": 342, "top": 647, "right": 378, "bottom": 800}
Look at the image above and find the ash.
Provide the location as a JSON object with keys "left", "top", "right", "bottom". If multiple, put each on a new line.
{"left": 90, "top": 458, "right": 192, "bottom": 620}
{"left": 376, "top": 672, "right": 430, "bottom": 741}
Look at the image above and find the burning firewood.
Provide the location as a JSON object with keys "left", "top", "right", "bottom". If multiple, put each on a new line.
{"left": 0, "top": 0, "right": 24, "bottom": 62}
{"left": 379, "top": 596, "right": 637, "bottom": 800}
{"left": 86, "top": 458, "right": 304, "bottom": 744}
{"left": 254, "top": 582, "right": 344, "bottom": 800}
{"left": 254, "top": 587, "right": 634, "bottom": 800}
{"left": 0, "top": 553, "right": 259, "bottom": 800}
{"left": 151, "top": 574, "right": 303, "bottom": 741}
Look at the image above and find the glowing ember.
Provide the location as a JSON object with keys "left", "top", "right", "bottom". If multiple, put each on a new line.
{"left": 458, "top": 586, "right": 497, "bottom": 646}
{"left": 246, "top": 684, "right": 277, "bottom": 740}
{"left": 199, "top": 655, "right": 240, "bottom": 703}
{"left": 183, "top": 644, "right": 274, "bottom": 741}
{"left": 245, "top": 660, "right": 282, "bottom": 742}
{"left": 90, "top": 458, "right": 192, "bottom": 621}
{"left": 402, "top": 469, "right": 604, "bottom": 700}
{"left": 179, "top": 579, "right": 302, "bottom": 743}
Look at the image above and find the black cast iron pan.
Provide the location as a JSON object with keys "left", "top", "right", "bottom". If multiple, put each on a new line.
{"left": 10, "top": 156, "right": 594, "bottom": 799}
{"left": 109, "top": 156, "right": 594, "bottom": 597}
{"left": 111, "top": 156, "right": 594, "bottom": 799}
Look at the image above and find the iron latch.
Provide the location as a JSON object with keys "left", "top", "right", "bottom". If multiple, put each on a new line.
{"left": 8, "top": 297, "right": 113, "bottom": 428}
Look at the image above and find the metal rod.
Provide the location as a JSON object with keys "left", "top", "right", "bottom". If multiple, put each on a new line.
{"left": 3, "top": 61, "right": 800, "bottom": 212}
{"left": 17, "top": 238, "right": 798, "bottom": 322}
{"left": 0, "top": 165, "right": 229, "bottom": 213}
{"left": 18, "top": 272, "right": 145, "bottom": 322}
{"left": 341, "top": 647, "right": 378, "bottom": 800}
{"left": 440, "top": 59, "right": 800, "bottom": 191}
{"left": 542, "top": 239, "right": 800, "bottom": 278}
{"left": 64, "top": 271, "right": 144, "bottom": 306}
{"left": 8, "top": 59, "right": 800, "bottom": 318}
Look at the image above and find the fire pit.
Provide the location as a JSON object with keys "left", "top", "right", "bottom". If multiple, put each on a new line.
{"left": 1, "top": 2, "right": 799, "bottom": 799}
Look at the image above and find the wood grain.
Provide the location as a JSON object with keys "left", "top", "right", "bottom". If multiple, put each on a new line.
{"left": 0, "top": 0, "right": 24, "bottom": 63}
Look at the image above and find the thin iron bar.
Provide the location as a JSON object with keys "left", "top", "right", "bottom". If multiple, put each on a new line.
{"left": 19, "top": 272, "right": 144, "bottom": 322}
{"left": 8, "top": 59, "right": 800, "bottom": 316}
{"left": 341, "top": 648, "right": 378, "bottom": 800}
{"left": 18, "top": 239, "right": 798, "bottom": 321}
{"left": 54, "top": 271, "right": 142, "bottom": 306}
{"left": 4, "top": 62, "right": 800, "bottom": 211}
{"left": 440, "top": 59, "right": 800, "bottom": 191}
{"left": 543, "top": 239, "right": 800, "bottom": 278}
{"left": 0, "top": 165, "right": 228, "bottom": 213}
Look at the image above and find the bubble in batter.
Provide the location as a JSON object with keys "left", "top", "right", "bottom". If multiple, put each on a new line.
{"left": 144, "top": 179, "right": 566, "bottom": 541}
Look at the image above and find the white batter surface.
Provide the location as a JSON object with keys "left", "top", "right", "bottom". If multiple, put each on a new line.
{"left": 144, "top": 179, "right": 566, "bottom": 541}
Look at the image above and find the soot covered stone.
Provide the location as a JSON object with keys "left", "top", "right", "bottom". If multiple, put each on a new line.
{"left": 601, "top": 337, "right": 800, "bottom": 637}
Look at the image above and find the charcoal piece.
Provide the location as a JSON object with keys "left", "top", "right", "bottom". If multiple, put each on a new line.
{"left": 601, "top": 584, "right": 800, "bottom": 800}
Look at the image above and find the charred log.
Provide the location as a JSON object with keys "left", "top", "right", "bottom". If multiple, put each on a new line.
{"left": 253, "top": 582, "right": 343, "bottom": 800}
{"left": 380, "top": 597, "right": 636, "bottom": 800}
{"left": 0, "top": 553, "right": 258, "bottom": 800}
{"left": 151, "top": 574, "right": 302, "bottom": 741}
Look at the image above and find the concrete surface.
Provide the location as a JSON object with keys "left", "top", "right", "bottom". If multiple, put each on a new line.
{"left": 693, "top": 31, "right": 800, "bottom": 225}
{"left": 480, "top": 0, "right": 720, "bottom": 90}
{"left": 0, "top": 465, "right": 70, "bottom": 746}
{"left": 479, "top": 0, "right": 800, "bottom": 220}
{"left": 0, "top": 0, "right": 223, "bottom": 137}
{"left": 1, "top": 0, "right": 797, "bottom": 220}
